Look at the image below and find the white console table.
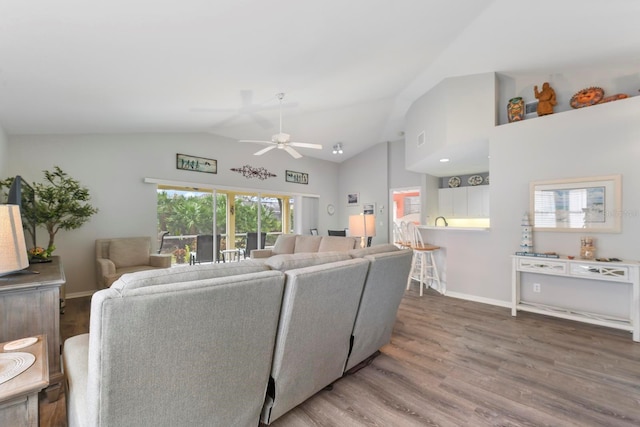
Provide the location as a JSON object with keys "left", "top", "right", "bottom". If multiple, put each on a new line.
{"left": 511, "top": 255, "right": 640, "bottom": 342}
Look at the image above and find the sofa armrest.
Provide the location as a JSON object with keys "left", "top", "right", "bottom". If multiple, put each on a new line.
{"left": 149, "top": 254, "right": 172, "bottom": 268}
{"left": 96, "top": 258, "right": 116, "bottom": 287}
{"left": 250, "top": 249, "right": 273, "bottom": 259}
{"left": 63, "top": 334, "right": 90, "bottom": 427}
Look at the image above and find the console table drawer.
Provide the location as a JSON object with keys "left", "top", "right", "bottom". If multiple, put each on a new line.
{"left": 518, "top": 258, "right": 567, "bottom": 274}
{"left": 570, "top": 263, "right": 629, "bottom": 281}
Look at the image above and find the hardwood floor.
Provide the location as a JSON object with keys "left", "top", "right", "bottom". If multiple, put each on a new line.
{"left": 41, "top": 289, "right": 640, "bottom": 426}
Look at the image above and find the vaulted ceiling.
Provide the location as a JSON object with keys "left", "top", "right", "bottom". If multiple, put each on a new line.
{"left": 1, "top": 1, "right": 638, "bottom": 165}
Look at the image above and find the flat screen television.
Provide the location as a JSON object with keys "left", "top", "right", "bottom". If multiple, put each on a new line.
{"left": 6, "top": 175, "right": 36, "bottom": 248}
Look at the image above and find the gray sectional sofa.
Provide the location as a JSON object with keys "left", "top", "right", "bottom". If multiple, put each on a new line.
{"left": 250, "top": 234, "right": 358, "bottom": 258}
{"left": 63, "top": 243, "right": 412, "bottom": 427}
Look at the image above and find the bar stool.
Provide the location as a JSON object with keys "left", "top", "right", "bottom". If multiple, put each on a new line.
{"left": 405, "top": 223, "right": 443, "bottom": 296}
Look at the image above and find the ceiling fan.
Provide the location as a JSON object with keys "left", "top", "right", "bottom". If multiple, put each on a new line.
{"left": 239, "top": 93, "right": 323, "bottom": 159}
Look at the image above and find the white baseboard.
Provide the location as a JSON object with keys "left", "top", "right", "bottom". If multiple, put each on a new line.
{"left": 65, "top": 290, "right": 96, "bottom": 299}
{"left": 445, "top": 291, "right": 511, "bottom": 309}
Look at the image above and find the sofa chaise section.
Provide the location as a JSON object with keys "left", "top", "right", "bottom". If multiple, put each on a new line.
{"left": 63, "top": 263, "right": 284, "bottom": 427}
{"left": 345, "top": 244, "right": 413, "bottom": 372}
{"left": 260, "top": 252, "right": 370, "bottom": 424}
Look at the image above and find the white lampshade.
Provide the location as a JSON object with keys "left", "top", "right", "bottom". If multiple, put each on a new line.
{"left": 0, "top": 205, "right": 29, "bottom": 276}
{"left": 348, "top": 214, "right": 376, "bottom": 248}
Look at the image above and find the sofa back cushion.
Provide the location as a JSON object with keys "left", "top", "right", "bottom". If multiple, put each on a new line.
{"left": 271, "top": 234, "right": 297, "bottom": 255}
{"left": 318, "top": 236, "right": 357, "bottom": 252}
{"left": 109, "top": 238, "right": 150, "bottom": 268}
{"left": 293, "top": 235, "right": 322, "bottom": 253}
{"left": 349, "top": 243, "right": 399, "bottom": 258}
{"left": 265, "top": 251, "right": 351, "bottom": 272}
{"left": 87, "top": 270, "right": 285, "bottom": 427}
{"left": 111, "top": 260, "right": 269, "bottom": 292}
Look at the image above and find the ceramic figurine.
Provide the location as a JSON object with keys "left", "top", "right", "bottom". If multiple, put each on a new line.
{"left": 534, "top": 82, "right": 557, "bottom": 116}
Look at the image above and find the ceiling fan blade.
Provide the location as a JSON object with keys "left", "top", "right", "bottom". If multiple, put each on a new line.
{"left": 239, "top": 139, "right": 275, "bottom": 146}
{"left": 254, "top": 146, "right": 277, "bottom": 156}
{"left": 289, "top": 142, "right": 323, "bottom": 150}
{"left": 284, "top": 146, "right": 303, "bottom": 159}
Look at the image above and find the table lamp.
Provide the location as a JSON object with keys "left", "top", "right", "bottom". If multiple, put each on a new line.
{"left": 0, "top": 205, "right": 29, "bottom": 277}
{"left": 349, "top": 214, "right": 376, "bottom": 248}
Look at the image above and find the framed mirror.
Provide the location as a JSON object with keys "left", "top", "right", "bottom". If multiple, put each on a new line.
{"left": 529, "top": 175, "right": 621, "bottom": 232}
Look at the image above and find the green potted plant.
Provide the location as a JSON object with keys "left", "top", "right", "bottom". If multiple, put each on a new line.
{"left": 1, "top": 166, "right": 98, "bottom": 258}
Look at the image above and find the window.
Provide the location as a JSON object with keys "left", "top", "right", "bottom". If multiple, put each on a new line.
{"left": 156, "top": 185, "right": 294, "bottom": 264}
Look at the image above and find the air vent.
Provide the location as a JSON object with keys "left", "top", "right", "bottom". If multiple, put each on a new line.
{"left": 417, "top": 131, "right": 425, "bottom": 147}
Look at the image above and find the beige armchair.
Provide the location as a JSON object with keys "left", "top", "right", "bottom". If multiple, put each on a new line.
{"left": 96, "top": 236, "right": 172, "bottom": 288}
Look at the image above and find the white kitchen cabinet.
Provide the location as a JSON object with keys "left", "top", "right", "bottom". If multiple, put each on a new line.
{"left": 438, "top": 186, "right": 489, "bottom": 218}
{"left": 467, "top": 186, "right": 490, "bottom": 217}
{"left": 438, "top": 187, "right": 468, "bottom": 218}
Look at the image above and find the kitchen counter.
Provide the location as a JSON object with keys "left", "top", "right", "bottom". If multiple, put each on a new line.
{"left": 419, "top": 225, "right": 490, "bottom": 232}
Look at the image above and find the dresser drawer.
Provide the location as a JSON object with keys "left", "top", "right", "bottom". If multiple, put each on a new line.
{"left": 570, "top": 263, "right": 629, "bottom": 281}
{"left": 518, "top": 258, "right": 567, "bottom": 274}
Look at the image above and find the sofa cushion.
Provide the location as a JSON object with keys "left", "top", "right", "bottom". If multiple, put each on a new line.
{"left": 349, "top": 244, "right": 399, "bottom": 258}
{"left": 111, "top": 260, "right": 269, "bottom": 291}
{"left": 318, "top": 236, "right": 357, "bottom": 252}
{"left": 293, "top": 235, "right": 322, "bottom": 253}
{"left": 109, "top": 238, "right": 150, "bottom": 268}
{"left": 265, "top": 251, "right": 351, "bottom": 272}
{"left": 271, "top": 234, "right": 297, "bottom": 255}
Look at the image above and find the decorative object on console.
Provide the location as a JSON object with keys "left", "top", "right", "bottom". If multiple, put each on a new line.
{"left": 507, "top": 97, "right": 525, "bottom": 122}
{"left": 580, "top": 236, "right": 596, "bottom": 260}
{"left": 230, "top": 165, "right": 276, "bottom": 180}
{"left": 598, "top": 93, "right": 629, "bottom": 104}
{"left": 0, "top": 205, "right": 29, "bottom": 277}
{"left": 534, "top": 82, "right": 557, "bottom": 116}
{"left": 570, "top": 86, "right": 604, "bottom": 108}
{"left": 27, "top": 246, "right": 53, "bottom": 263}
{"left": 520, "top": 213, "right": 533, "bottom": 253}
{"left": 349, "top": 214, "right": 376, "bottom": 248}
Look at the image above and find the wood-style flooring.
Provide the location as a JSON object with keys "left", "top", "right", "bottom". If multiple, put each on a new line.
{"left": 41, "top": 289, "right": 640, "bottom": 426}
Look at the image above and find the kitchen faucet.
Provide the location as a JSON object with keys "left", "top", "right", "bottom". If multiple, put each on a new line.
{"left": 435, "top": 216, "right": 448, "bottom": 227}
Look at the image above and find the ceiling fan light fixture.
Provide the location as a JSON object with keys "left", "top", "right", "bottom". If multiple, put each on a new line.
{"left": 332, "top": 143, "right": 343, "bottom": 154}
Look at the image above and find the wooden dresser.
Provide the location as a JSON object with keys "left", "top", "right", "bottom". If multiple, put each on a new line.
{"left": 0, "top": 257, "right": 65, "bottom": 400}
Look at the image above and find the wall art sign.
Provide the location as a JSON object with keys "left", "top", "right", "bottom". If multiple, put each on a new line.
{"left": 176, "top": 153, "right": 217, "bottom": 174}
{"left": 230, "top": 165, "right": 276, "bottom": 180}
{"left": 285, "top": 170, "right": 309, "bottom": 184}
{"left": 347, "top": 192, "right": 359, "bottom": 206}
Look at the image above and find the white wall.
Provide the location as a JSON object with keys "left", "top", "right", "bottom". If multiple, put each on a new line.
{"left": 426, "top": 95, "right": 640, "bottom": 311}
{"left": 0, "top": 124, "right": 7, "bottom": 177}
{"left": 338, "top": 142, "right": 389, "bottom": 245}
{"left": 6, "top": 133, "right": 340, "bottom": 295}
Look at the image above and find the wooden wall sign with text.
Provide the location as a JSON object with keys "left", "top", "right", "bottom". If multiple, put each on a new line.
{"left": 285, "top": 170, "right": 309, "bottom": 184}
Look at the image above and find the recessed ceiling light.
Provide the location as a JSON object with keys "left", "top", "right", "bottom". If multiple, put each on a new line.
{"left": 439, "top": 158, "right": 450, "bottom": 163}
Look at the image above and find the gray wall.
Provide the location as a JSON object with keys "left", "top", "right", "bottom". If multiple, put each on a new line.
{"left": 0, "top": 124, "right": 7, "bottom": 177}
{"left": 5, "top": 133, "right": 340, "bottom": 295}
{"left": 338, "top": 141, "right": 389, "bottom": 245}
